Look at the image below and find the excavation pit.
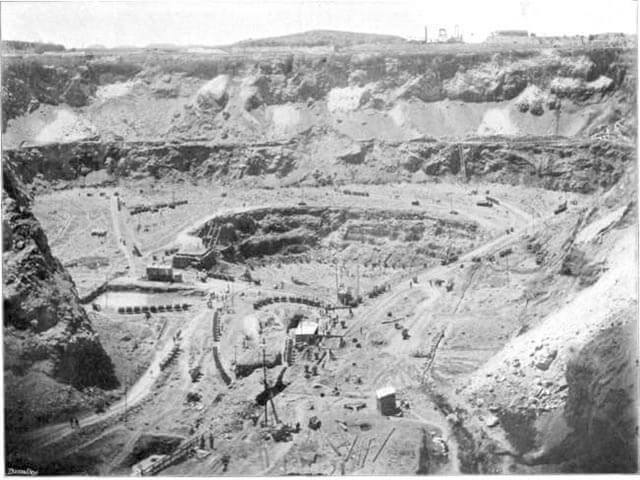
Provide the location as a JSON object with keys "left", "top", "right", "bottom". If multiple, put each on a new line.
{"left": 120, "top": 434, "right": 185, "bottom": 470}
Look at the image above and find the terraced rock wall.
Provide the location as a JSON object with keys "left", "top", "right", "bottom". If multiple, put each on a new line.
{"left": 4, "top": 137, "right": 633, "bottom": 194}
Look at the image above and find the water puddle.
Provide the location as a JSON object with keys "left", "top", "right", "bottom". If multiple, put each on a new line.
{"left": 94, "top": 291, "right": 192, "bottom": 311}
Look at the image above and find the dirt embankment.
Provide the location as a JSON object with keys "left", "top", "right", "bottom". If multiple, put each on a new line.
{"left": 2, "top": 160, "right": 118, "bottom": 439}
{"left": 4, "top": 136, "right": 633, "bottom": 194}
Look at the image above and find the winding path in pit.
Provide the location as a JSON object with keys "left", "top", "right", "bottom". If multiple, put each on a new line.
{"left": 20, "top": 309, "right": 209, "bottom": 449}
{"left": 110, "top": 195, "right": 138, "bottom": 277}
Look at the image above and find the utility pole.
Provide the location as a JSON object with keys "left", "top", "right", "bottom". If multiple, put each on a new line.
{"left": 505, "top": 254, "right": 510, "bottom": 284}
{"left": 355, "top": 264, "right": 360, "bottom": 302}
{"left": 555, "top": 99, "right": 561, "bottom": 136}
{"left": 123, "top": 375, "right": 128, "bottom": 426}
{"left": 262, "top": 339, "right": 269, "bottom": 427}
{"left": 335, "top": 257, "right": 340, "bottom": 303}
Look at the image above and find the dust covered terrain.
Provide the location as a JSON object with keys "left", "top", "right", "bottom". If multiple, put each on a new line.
{"left": 2, "top": 31, "right": 637, "bottom": 475}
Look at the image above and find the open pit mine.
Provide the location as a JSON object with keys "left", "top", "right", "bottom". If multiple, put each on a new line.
{"left": 2, "top": 31, "right": 638, "bottom": 475}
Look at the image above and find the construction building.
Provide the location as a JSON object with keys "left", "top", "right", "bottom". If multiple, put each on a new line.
{"left": 424, "top": 24, "right": 463, "bottom": 43}
{"left": 146, "top": 265, "right": 181, "bottom": 282}
{"left": 294, "top": 320, "right": 319, "bottom": 344}
{"left": 172, "top": 247, "right": 217, "bottom": 270}
{"left": 376, "top": 386, "right": 397, "bottom": 416}
{"left": 486, "top": 30, "right": 533, "bottom": 44}
{"left": 172, "top": 252, "right": 201, "bottom": 269}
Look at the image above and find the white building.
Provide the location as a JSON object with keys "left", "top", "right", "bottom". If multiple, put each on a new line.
{"left": 376, "top": 386, "right": 397, "bottom": 416}
{"left": 294, "top": 320, "right": 319, "bottom": 344}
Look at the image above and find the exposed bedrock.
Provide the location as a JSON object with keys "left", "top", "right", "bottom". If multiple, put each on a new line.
{"left": 194, "top": 206, "right": 480, "bottom": 268}
{"left": 2, "top": 45, "right": 633, "bottom": 131}
{"left": 3, "top": 159, "right": 118, "bottom": 435}
{"left": 4, "top": 137, "right": 633, "bottom": 194}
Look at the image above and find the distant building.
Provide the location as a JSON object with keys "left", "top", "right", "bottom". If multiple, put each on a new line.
{"left": 294, "top": 320, "right": 319, "bottom": 344}
{"left": 376, "top": 386, "right": 397, "bottom": 416}
{"left": 146, "top": 265, "right": 175, "bottom": 282}
{"left": 424, "top": 24, "right": 463, "bottom": 43}
{"left": 486, "top": 30, "right": 533, "bottom": 44}
{"left": 172, "top": 252, "right": 200, "bottom": 269}
{"left": 172, "top": 247, "right": 217, "bottom": 270}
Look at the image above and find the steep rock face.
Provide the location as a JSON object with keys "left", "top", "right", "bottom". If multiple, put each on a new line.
{"left": 5, "top": 137, "right": 632, "bottom": 194}
{"left": 458, "top": 183, "right": 637, "bottom": 472}
{"left": 557, "top": 322, "right": 637, "bottom": 472}
{"left": 2, "top": 46, "right": 633, "bottom": 136}
{"left": 1, "top": 58, "right": 141, "bottom": 131}
{"left": 3, "top": 160, "right": 118, "bottom": 433}
{"left": 397, "top": 139, "right": 634, "bottom": 193}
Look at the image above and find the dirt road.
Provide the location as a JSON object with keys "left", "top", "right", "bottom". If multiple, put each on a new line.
{"left": 21, "top": 309, "right": 209, "bottom": 449}
{"left": 110, "top": 196, "right": 137, "bottom": 276}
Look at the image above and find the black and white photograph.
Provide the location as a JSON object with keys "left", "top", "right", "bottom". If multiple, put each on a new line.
{"left": 1, "top": 0, "right": 638, "bottom": 475}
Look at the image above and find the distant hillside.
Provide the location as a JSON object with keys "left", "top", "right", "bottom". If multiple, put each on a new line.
{"left": 145, "top": 43, "right": 182, "bottom": 50}
{"left": 2, "top": 40, "right": 65, "bottom": 54}
{"left": 232, "top": 29, "right": 407, "bottom": 48}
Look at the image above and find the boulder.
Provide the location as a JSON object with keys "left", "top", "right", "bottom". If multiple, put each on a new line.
{"left": 485, "top": 414, "right": 499, "bottom": 427}
{"left": 308, "top": 416, "right": 321, "bottom": 430}
{"left": 514, "top": 85, "right": 551, "bottom": 116}
{"left": 400, "top": 154, "right": 423, "bottom": 173}
{"left": 535, "top": 348, "right": 558, "bottom": 371}
{"left": 196, "top": 75, "right": 231, "bottom": 111}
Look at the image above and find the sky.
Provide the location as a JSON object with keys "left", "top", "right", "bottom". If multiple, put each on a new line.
{"left": 1, "top": 0, "right": 637, "bottom": 48}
